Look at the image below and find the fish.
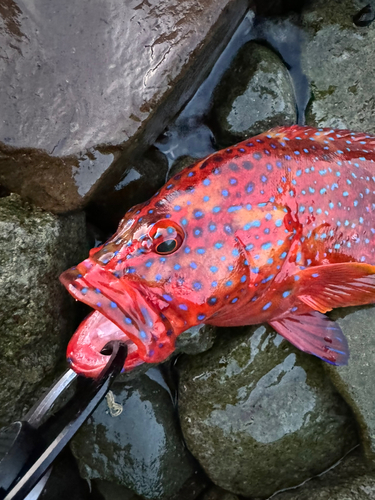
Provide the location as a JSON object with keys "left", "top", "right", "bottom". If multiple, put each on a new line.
{"left": 60, "top": 125, "right": 375, "bottom": 377}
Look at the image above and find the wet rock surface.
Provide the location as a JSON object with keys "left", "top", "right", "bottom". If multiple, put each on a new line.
{"left": 93, "top": 481, "right": 141, "bottom": 500}
{"left": 300, "top": 0, "right": 375, "bottom": 131}
{"left": 40, "top": 450, "right": 94, "bottom": 500}
{"left": 0, "top": 0, "right": 248, "bottom": 213}
{"left": 0, "top": 194, "right": 89, "bottom": 426}
{"left": 210, "top": 42, "right": 296, "bottom": 147}
{"left": 326, "top": 306, "right": 375, "bottom": 463}
{"left": 178, "top": 324, "right": 358, "bottom": 499}
{"left": 273, "top": 449, "right": 375, "bottom": 500}
{"left": 175, "top": 324, "right": 217, "bottom": 356}
{"left": 71, "top": 369, "right": 198, "bottom": 499}
{"left": 198, "top": 485, "right": 240, "bottom": 500}
{"left": 87, "top": 147, "right": 169, "bottom": 233}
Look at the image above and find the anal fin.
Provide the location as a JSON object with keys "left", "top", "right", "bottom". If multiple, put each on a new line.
{"left": 269, "top": 311, "right": 349, "bottom": 366}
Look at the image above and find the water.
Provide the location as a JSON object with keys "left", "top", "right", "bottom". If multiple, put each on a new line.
{"left": 155, "top": 9, "right": 310, "bottom": 173}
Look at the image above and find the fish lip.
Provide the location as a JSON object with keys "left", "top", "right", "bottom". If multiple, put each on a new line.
{"left": 60, "top": 259, "right": 174, "bottom": 373}
{"left": 60, "top": 259, "right": 145, "bottom": 332}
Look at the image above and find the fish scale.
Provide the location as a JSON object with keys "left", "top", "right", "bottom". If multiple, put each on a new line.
{"left": 60, "top": 125, "right": 375, "bottom": 377}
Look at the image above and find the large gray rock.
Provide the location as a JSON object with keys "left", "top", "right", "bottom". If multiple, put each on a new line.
{"left": 88, "top": 147, "right": 169, "bottom": 232}
{"left": 175, "top": 324, "right": 217, "bottom": 356}
{"left": 273, "top": 449, "right": 375, "bottom": 500}
{"left": 210, "top": 41, "right": 296, "bottom": 147}
{"left": 0, "top": 0, "right": 248, "bottom": 213}
{"left": 300, "top": 0, "right": 375, "bottom": 131}
{"left": 199, "top": 486, "right": 240, "bottom": 500}
{"left": 0, "top": 194, "right": 89, "bottom": 426}
{"left": 178, "top": 325, "right": 358, "bottom": 499}
{"left": 93, "top": 481, "right": 141, "bottom": 500}
{"left": 71, "top": 369, "right": 199, "bottom": 499}
{"left": 326, "top": 306, "right": 375, "bottom": 463}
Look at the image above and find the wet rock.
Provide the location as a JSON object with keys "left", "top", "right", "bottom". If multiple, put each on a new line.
{"left": 253, "top": 0, "right": 311, "bottom": 16}
{"left": 0, "top": 194, "right": 89, "bottom": 426}
{"left": 198, "top": 485, "right": 239, "bottom": 500}
{"left": 353, "top": 4, "right": 375, "bottom": 27}
{"left": 71, "top": 369, "right": 198, "bottom": 499}
{"left": 210, "top": 42, "right": 296, "bottom": 147}
{"left": 87, "top": 147, "right": 169, "bottom": 233}
{"left": 273, "top": 448, "right": 375, "bottom": 500}
{"left": 176, "top": 324, "right": 217, "bottom": 356}
{"left": 301, "top": 0, "right": 375, "bottom": 131}
{"left": 0, "top": 0, "right": 249, "bottom": 213}
{"left": 40, "top": 450, "right": 94, "bottom": 500}
{"left": 178, "top": 324, "right": 358, "bottom": 499}
{"left": 93, "top": 481, "right": 141, "bottom": 500}
{"left": 325, "top": 306, "right": 375, "bottom": 463}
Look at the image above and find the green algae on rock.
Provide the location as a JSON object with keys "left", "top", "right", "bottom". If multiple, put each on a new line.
{"left": 210, "top": 42, "right": 296, "bottom": 147}
{"left": 0, "top": 194, "right": 89, "bottom": 426}
{"left": 178, "top": 324, "right": 358, "bottom": 499}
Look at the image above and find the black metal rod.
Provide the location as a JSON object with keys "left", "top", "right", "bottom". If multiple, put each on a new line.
{"left": 4, "top": 342, "right": 127, "bottom": 500}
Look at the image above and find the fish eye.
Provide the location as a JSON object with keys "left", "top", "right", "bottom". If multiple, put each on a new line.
{"left": 155, "top": 239, "right": 178, "bottom": 254}
{"left": 150, "top": 220, "right": 184, "bottom": 255}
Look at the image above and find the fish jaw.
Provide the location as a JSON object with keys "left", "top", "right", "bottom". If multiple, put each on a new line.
{"left": 66, "top": 310, "right": 143, "bottom": 377}
{"left": 60, "top": 259, "right": 178, "bottom": 375}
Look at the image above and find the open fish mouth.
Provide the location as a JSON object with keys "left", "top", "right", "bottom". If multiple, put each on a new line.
{"left": 65, "top": 309, "right": 142, "bottom": 377}
{"left": 60, "top": 258, "right": 176, "bottom": 377}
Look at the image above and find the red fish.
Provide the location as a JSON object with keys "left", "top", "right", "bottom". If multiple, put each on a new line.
{"left": 60, "top": 125, "right": 375, "bottom": 377}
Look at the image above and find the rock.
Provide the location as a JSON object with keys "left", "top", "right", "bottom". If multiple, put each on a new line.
{"left": 0, "top": 194, "right": 89, "bottom": 426}
{"left": 300, "top": 0, "right": 375, "bottom": 131}
{"left": 325, "top": 306, "right": 375, "bottom": 463}
{"left": 273, "top": 449, "right": 375, "bottom": 500}
{"left": 253, "top": 0, "right": 311, "bottom": 16}
{"left": 39, "top": 450, "right": 93, "bottom": 500}
{"left": 87, "top": 147, "right": 169, "bottom": 233}
{"left": 0, "top": 0, "right": 249, "bottom": 213}
{"left": 198, "top": 485, "right": 240, "bottom": 500}
{"left": 176, "top": 324, "right": 217, "bottom": 356}
{"left": 93, "top": 481, "right": 141, "bottom": 500}
{"left": 71, "top": 369, "right": 198, "bottom": 499}
{"left": 210, "top": 42, "right": 296, "bottom": 147}
{"left": 178, "top": 324, "right": 358, "bottom": 499}
{"left": 353, "top": 4, "right": 375, "bottom": 27}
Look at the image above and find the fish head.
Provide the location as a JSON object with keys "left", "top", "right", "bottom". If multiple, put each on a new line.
{"left": 60, "top": 189, "right": 249, "bottom": 376}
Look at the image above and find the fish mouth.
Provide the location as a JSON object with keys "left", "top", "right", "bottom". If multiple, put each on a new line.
{"left": 66, "top": 309, "right": 142, "bottom": 378}
{"left": 60, "top": 259, "right": 176, "bottom": 377}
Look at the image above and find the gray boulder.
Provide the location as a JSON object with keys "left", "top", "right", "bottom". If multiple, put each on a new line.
{"left": 0, "top": 0, "right": 248, "bottom": 213}
{"left": 273, "top": 449, "right": 375, "bottom": 500}
{"left": 211, "top": 42, "right": 296, "bottom": 147}
{"left": 71, "top": 369, "right": 199, "bottom": 499}
{"left": 178, "top": 324, "right": 358, "bottom": 498}
{"left": 300, "top": 0, "right": 375, "bottom": 132}
{"left": 326, "top": 306, "right": 375, "bottom": 463}
{"left": 0, "top": 194, "right": 89, "bottom": 425}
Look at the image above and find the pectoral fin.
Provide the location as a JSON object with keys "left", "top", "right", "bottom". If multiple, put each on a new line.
{"left": 296, "top": 262, "right": 375, "bottom": 313}
{"left": 270, "top": 311, "right": 349, "bottom": 366}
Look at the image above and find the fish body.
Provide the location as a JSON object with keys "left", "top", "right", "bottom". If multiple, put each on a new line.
{"left": 60, "top": 125, "right": 375, "bottom": 377}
